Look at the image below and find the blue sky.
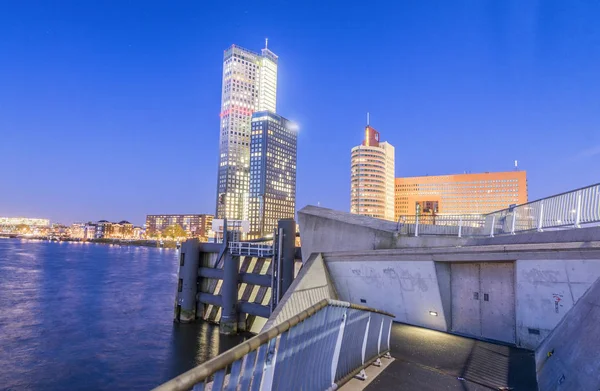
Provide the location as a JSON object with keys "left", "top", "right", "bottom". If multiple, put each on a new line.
{"left": 1, "top": 1, "right": 599, "bottom": 225}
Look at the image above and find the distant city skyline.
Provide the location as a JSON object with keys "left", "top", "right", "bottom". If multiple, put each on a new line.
{"left": 1, "top": 2, "right": 599, "bottom": 225}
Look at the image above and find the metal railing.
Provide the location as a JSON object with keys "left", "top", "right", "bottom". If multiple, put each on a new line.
{"left": 152, "top": 299, "right": 394, "bottom": 391}
{"left": 397, "top": 183, "right": 600, "bottom": 238}
{"left": 397, "top": 214, "right": 486, "bottom": 237}
{"left": 229, "top": 242, "right": 274, "bottom": 257}
{"left": 486, "top": 183, "right": 600, "bottom": 236}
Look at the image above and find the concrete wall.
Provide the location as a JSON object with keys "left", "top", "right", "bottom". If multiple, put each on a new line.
{"left": 326, "top": 258, "right": 448, "bottom": 332}
{"left": 515, "top": 259, "right": 600, "bottom": 349}
{"left": 262, "top": 253, "right": 338, "bottom": 331}
{"left": 322, "top": 249, "right": 600, "bottom": 350}
{"left": 534, "top": 277, "right": 600, "bottom": 391}
{"left": 298, "top": 205, "right": 466, "bottom": 263}
{"left": 298, "top": 205, "right": 600, "bottom": 350}
{"left": 474, "top": 226, "right": 600, "bottom": 246}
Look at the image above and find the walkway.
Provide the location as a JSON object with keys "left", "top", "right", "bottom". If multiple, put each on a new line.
{"left": 366, "top": 323, "right": 538, "bottom": 390}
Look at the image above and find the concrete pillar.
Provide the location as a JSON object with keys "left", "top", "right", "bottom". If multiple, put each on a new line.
{"left": 175, "top": 239, "right": 200, "bottom": 323}
{"left": 279, "top": 219, "right": 296, "bottom": 299}
{"left": 220, "top": 251, "right": 240, "bottom": 335}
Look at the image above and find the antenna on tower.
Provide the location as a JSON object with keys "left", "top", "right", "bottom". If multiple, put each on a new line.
{"left": 265, "top": 37, "right": 268, "bottom": 49}
{"left": 367, "top": 112, "right": 370, "bottom": 126}
{"left": 514, "top": 160, "right": 518, "bottom": 171}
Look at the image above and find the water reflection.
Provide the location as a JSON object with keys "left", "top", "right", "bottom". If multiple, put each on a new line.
{"left": 0, "top": 239, "right": 249, "bottom": 390}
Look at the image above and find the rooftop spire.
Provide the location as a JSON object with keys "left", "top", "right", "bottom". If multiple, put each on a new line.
{"left": 367, "top": 112, "right": 370, "bottom": 126}
{"left": 265, "top": 37, "right": 268, "bottom": 49}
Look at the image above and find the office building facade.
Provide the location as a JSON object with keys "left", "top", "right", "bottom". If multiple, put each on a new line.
{"left": 395, "top": 171, "right": 528, "bottom": 219}
{"left": 215, "top": 42, "right": 278, "bottom": 221}
{"left": 247, "top": 112, "right": 297, "bottom": 239}
{"left": 350, "top": 125, "right": 395, "bottom": 221}
{"left": 145, "top": 214, "right": 214, "bottom": 241}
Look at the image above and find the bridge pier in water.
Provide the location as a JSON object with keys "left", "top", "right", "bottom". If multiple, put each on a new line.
{"left": 174, "top": 218, "right": 298, "bottom": 335}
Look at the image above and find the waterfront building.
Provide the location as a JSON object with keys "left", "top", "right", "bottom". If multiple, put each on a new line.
{"left": 247, "top": 111, "right": 297, "bottom": 239}
{"left": 0, "top": 217, "right": 50, "bottom": 229}
{"left": 350, "top": 124, "right": 395, "bottom": 221}
{"left": 95, "top": 220, "right": 112, "bottom": 239}
{"left": 145, "top": 214, "right": 214, "bottom": 241}
{"left": 215, "top": 41, "right": 278, "bottom": 221}
{"left": 132, "top": 226, "right": 145, "bottom": 240}
{"left": 70, "top": 223, "right": 85, "bottom": 239}
{"left": 394, "top": 170, "right": 528, "bottom": 219}
{"left": 84, "top": 223, "right": 97, "bottom": 240}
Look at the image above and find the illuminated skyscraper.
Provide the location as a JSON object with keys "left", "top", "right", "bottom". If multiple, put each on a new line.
{"left": 248, "top": 112, "right": 297, "bottom": 239}
{"left": 216, "top": 41, "right": 278, "bottom": 220}
{"left": 350, "top": 124, "right": 395, "bottom": 221}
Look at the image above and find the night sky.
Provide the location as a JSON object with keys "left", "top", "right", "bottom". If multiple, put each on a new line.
{"left": 1, "top": 1, "right": 599, "bottom": 225}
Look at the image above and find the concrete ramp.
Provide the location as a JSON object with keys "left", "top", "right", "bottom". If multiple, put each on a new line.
{"left": 535, "top": 277, "right": 600, "bottom": 390}
{"left": 262, "top": 253, "right": 338, "bottom": 330}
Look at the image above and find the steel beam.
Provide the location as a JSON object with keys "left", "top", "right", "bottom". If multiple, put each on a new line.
{"left": 238, "top": 301, "right": 271, "bottom": 318}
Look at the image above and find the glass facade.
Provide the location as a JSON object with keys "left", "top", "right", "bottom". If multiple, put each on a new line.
{"left": 216, "top": 43, "right": 278, "bottom": 221}
{"left": 248, "top": 111, "right": 297, "bottom": 239}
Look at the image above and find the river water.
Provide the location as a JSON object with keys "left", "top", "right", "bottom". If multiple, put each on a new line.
{"left": 0, "top": 239, "right": 247, "bottom": 390}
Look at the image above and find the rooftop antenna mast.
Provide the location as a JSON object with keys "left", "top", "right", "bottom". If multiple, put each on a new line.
{"left": 367, "top": 112, "right": 370, "bottom": 126}
{"left": 265, "top": 37, "right": 268, "bottom": 49}
{"left": 514, "top": 160, "right": 518, "bottom": 171}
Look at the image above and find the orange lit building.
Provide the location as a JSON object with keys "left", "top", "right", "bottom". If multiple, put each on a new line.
{"left": 395, "top": 171, "right": 527, "bottom": 220}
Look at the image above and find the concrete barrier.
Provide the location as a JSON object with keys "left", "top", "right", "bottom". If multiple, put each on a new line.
{"left": 262, "top": 253, "right": 338, "bottom": 331}
{"left": 535, "top": 277, "right": 600, "bottom": 390}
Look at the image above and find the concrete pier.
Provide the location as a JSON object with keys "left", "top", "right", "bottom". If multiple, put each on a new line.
{"left": 219, "top": 253, "right": 240, "bottom": 334}
{"left": 175, "top": 239, "right": 200, "bottom": 322}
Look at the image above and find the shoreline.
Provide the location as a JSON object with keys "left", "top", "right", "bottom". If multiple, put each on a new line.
{"left": 3, "top": 236, "right": 181, "bottom": 248}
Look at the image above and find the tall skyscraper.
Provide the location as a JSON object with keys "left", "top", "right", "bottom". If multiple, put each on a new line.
{"left": 247, "top": 111, "right": 297, "bottom": 239}
{"left": 350, "top": 124, "right": 395, "bottom": 221}
{"left": 216, "top": 41, "right": 278, "bottom": 220}
{"left": 395, "top": 171, "right": 528, "bottom": 219}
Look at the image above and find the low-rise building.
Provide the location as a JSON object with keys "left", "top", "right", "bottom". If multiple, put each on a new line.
{"left": 395, "top": 170, "right": 528, "bottom": 220}
{"left": 145, "top": 214, "right": 214, "bottom": 241}
{"left": 70, "top": 223, "right": 85, "bottom": 239}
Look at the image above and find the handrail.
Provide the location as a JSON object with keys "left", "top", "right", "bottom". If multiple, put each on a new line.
{"left": 395, "top": 183, "right": 600, "bottom": 237}
{"left": 487, "top": 182, "right": 600, "bottom": 215}
{"left": 152, "top": 299, "right": 394, "bottom": 391}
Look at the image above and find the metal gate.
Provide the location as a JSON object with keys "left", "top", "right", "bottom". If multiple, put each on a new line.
{"left": 451, "top": 262, "right": 516, "bottom": 344}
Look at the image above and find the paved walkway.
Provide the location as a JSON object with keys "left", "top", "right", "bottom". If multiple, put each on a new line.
{"left": 366, "top": 323, "right": 538, "bottom": 390}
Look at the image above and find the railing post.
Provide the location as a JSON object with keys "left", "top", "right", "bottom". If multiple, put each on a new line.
{"left": 356, "top": 313, "right": 371, "bottom": 381}
{"left": 537, "top": 201, "right": 544, "bottom": 232}
{"left": 489, "top": 215, "right": 495, "bottom": 237}
{"left": 330, "top": 309, "right": 347, "bottom": 386}
{"left": 414, "top": 215, "right": 419, "bottom": 237}
{"left": 575, "top": 192, "right": 582, "bottom": 228}
{"left": 458, "top": 216, "right": 463, "bottom": 238}
{"left": 259, "top": 338, "right": 278, "bottom": 391}
{"left": 511, "top": 210, "right": 516, "bottom": 235}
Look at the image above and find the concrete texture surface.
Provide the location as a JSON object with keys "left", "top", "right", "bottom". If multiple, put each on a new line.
{"left": 298, "top": 205, "right": 466, "bottom": 263}
{"left": 535, "top": 277, "right": 600, "bottom": 391}
{"left": 262, "top": 253, "right": 337, "bottom": 331}
{"left": 340, "top": 357, "right": 395, "bottom": 391}
{"left": 474, "top": 226, "right": 600, "bottom": 246}
{"left": 325, "top": 254, "right": 600, "bottom": 349}
{"left": 365, "top": 323, "right": 537, "bottom": 391}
